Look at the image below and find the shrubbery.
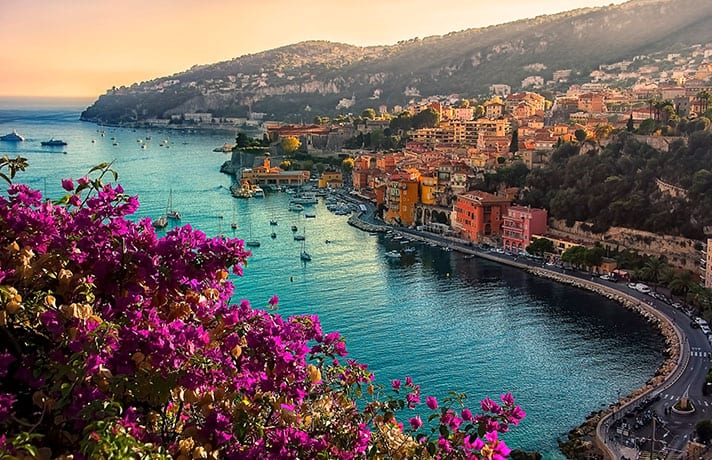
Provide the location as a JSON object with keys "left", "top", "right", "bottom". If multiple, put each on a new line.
{"left": 0, "top": 159, "right": 524, "bottom": 459}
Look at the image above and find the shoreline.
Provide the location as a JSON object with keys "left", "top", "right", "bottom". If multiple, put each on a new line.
{"left": 346, "top": 206, "right": 681, "bottom": 459}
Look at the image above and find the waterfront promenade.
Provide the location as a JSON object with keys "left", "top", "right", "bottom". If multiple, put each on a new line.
{"left": 341, "top": 191, "right": 712, "bottom": 459}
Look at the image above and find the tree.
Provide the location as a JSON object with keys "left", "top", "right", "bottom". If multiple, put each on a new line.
{"left": 361, "top": 108, "right": 377, "bottom": 120}
{"left": 341, "top": 157, "right": 355, "bottom": 172}
{"left": 526, "top": 238, "right": 554, "bottom": 256}
{"left": 637, "top": 118, "right": 657, "bottom": 135}
{"left": 412, "top": 107, "right": 440, "bottom": 129}
{"left": 509, "top": 129, "right": 519, "bottom": 154}
{"left": 697, "top": 420, "right": 712, "bottom": 444}
{"left": 638, "top": 257, "right": 667, "bottom": 291}
{"left": 281, "top": 136, "right": 301, "bottom": 155}
{"left": 627, "top": 114, "right": 634, "bottom": 132}
{"left": 574, "top": 129, "right": 588, "bottom": 143}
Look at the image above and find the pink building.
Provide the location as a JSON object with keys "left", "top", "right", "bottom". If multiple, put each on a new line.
{"left": 502, "top": 206, "right": 548, "bottom": 253}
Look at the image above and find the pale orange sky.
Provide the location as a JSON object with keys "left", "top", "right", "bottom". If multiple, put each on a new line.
{"left": 1, "top": 0, "right": 627, "bottom": 99}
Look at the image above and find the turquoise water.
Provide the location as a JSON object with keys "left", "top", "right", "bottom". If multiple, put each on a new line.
{"left": 0, "top": 106, "right": 663, "bottom": 457}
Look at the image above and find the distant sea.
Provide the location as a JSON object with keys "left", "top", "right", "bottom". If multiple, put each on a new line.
{"left": 0, "top": 100, "right": 664, "bottom": 458}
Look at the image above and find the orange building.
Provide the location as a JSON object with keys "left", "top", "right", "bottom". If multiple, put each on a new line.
{"left": 384, "top": 172, "right": 420, "bottom": 227}
{"left": 454, "top": 191, "right": 511, "bottom": 243}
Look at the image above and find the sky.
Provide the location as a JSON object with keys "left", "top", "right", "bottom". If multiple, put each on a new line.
{"left": 1, "top": 0, "right": 629, "bottom": 100}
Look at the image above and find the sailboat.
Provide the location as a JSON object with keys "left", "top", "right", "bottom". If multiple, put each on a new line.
{"left": 246, "top": 223, "right": 260, "bottom": 247}
{"left": 300, "top": 227, "right": 311, "bottom": 261}
{"left": 231, "top": 202, "right": 238, "bottom": 230}
{"left": 166, "top": 189, "right": 181, "bottom": 220}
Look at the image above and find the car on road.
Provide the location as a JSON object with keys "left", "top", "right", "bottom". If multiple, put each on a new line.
{"left": 600, "top": 274, "right": 613, "bottom": 281}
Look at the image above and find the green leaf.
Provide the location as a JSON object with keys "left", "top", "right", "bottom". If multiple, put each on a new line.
{"left": 427, "top": 441, "right": 436, "bottom": 456}
{"left": 89, "top": 163, "right": 109, "bottom": 173}
{"left": 439, "top": 424, "right": 449, "bottom": 438}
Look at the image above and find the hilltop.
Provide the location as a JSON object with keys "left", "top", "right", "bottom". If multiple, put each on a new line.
{"left": 81, "top": 0, "right": 712, "bottom": 124}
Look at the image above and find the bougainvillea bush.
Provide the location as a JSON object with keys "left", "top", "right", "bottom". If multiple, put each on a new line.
{"left": 0, "top": 158, "right": 524, "bottom": 459}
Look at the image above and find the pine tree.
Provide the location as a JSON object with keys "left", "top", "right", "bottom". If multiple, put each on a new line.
{"left": 509, "top": 129, "right": 519, "bottom": 153}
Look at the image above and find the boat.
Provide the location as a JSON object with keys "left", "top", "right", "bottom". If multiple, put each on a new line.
{"left": 0, "top": 130, "right": 25, "bottom": 142}
{"left": 245, "top": 223, "right": 260, "bottom": 247}
{"left": 152, "top": 216, "right": 168, "bottom": 229}
{"left": 300, "top": 243, "right": 312, "bottom": 261}
{"left": 464, "top": 254, "right": 476, "bottom": 260}
{"left": 304, "top": 213, "right": 316, "bottom": 219}
{"left": 289, "top": 203, "right": 304, "bottom": 212}
{"left": 385, "top": 250, "right": 402, "bottom": 258}
{"left": 231, "top": 203, "right": 238, "bottom": 230}
{"left": 269, "top": 219, "right": 278, "bottom": 226}
{"left": 270, "top": 231, "right": 277, "bottom": 239}
{"left": 166, "top": 189, "right": 181, "bottom": 220}
{"left": 289, "top": 192, "right": 317, "bottom": 205}
{"left": 291, "top": 224, "right": 298, "bottom": 232}
{"left": 41, "top": 138, "right": 67, "bottom": 146}
{"left": 300, "top": 227, "right": 312, "bottom": 261}
{"left": 230, "top": 183, "right": 253, "bottom": 199}
{"left": 403, "top": 247, "right": 417, "bottom": 254}
{"left": 252, "top": 186, "right": 265, "bottom": 198}
{"left": 294, "top": 233, "right": 305, "bottom": 241}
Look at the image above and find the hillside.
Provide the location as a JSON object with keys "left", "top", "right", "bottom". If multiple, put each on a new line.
{"left": 81, "top": 0, "right": 712, "bottom": 123}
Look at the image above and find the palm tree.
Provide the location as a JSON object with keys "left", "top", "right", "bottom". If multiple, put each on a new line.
{"left": 668, "top": 269, "right": 695, "bottom": 301}
{"left": 638, "top": 257, "right": 667, "bottom": 292}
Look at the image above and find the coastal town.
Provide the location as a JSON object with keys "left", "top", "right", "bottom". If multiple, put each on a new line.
{"left": 198, "top": 42, "right": 712, "bottom": 459}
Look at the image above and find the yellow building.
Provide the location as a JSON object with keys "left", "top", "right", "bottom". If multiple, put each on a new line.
{"left": 419, "top": 176, "right": 437, "bottom": 205}
{"left": 318, "top": 171, "right": 343, "bottom": 188}
{"left": 384, "top": 173, "right": 420, "bottom": 227}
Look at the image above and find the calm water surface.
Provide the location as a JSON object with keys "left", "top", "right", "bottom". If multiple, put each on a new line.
{"left": 0, "top": 106, "right": 663, "bottom": 457}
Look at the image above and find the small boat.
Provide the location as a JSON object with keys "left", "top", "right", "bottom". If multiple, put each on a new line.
{"left": 245, "top": 223, "right": 260, "bottom": 247}
{"left": 166, "top": 189, "right": 181, "bottom": 220}
{"left": 464, "top": 254, "right": 475, "bottom": 260}
{"left": 304, "top": 213, "right": 316, "bottom": 219}
{"left": 252, "top": 186, "right": 265, "bottom": 198}
{"left": 290, "top": 192, "right": 318, "bottom": 205}
{"left": 0, "top": 129, "right": 25, "bottom": 142}
{"left": 289, "top": 203, "right": 304, "bottom": 212}
{"left": 269, "top": 219, "right": 278, "bottom": 226}
{"left": 300, "top": 250, "right": 312, "bottom": 262}
{"left": 294, "top": 233, "right": 305, "bottom": 241}
{"left": 403, "top": 247, "right": 417, "bottom": 254}
{"left": 291, "top": 225, "right": 298, "bottom": 232}
{"left": 41, "top": 138, "right": 67, "bottom": 146}
{"left": 270, "top": 231, "right": 277, "bottom": 239}
{"left": 385, "top": 250, "right": 401, "bottom": 258}
{"left": 231, "top": 203, "right": 238, "bottom": 229}
{"left": 152, "top": 216, "right": 168, "bottom": 229}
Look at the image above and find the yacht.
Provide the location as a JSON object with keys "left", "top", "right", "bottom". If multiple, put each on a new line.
{"left": 41, "top": 138, "right": 67, "bottom": 146}
{"left": 252, "top": 186, "right": 265, "bottom": 198}
{"left": 0, "top": 130, "right": 25, "bottom": 142}
{"left": 289, "top": 203, "right": 304, "bottom": 212}
{"left": 152, "top": 216, "right": 168, "bottom": 229}
{"left": 385, "top": 250, "right": 402, "bottom": 258}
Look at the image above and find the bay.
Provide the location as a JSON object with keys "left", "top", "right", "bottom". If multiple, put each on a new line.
{"left": 0, "top": 105, "right": 663, "bottom": 458}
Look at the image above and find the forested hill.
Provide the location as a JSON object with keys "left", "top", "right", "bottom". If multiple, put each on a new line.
{"left": 514, "top": 130, "right": 712, "bottom": 240}
{"left": 81, "top": 0, "right": 712, "bottom": 123}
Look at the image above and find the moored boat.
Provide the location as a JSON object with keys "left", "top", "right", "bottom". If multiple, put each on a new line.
{"left": 152, "top": 216, "right": 168, "bottom": 229}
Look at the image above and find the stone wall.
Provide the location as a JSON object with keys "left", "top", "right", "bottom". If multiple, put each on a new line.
{"left": 548, "top": 219, "right": 702, "bottom": 271}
